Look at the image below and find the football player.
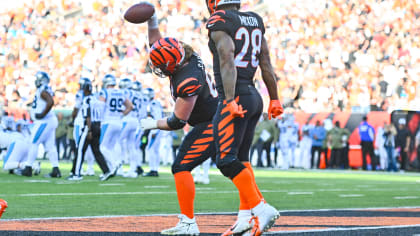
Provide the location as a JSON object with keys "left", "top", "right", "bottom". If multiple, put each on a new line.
{"left": 119, "top": 78, "right": 144, "bottom": 178}
{"left": 3, "top": 120, "right": 31, "bottom": 174}
{"left": 139, "top": 7, "right": 218, "bottom": 235}
{"left": 23, "top": 71, "right": 61, "bottom": 178}
{"left": 99, "top": 74, "right": 133, "bottom": 172}
{"left": 142, "top": 87, "right": 163, "bottom": 177}
{"left": 205, "top": 0, "right": 283, "bottom": 235}
{"left": 132, "top": 81, "right": 146, "bottom": 175}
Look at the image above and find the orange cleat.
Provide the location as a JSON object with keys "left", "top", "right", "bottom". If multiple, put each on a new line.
{"left": 0, "top": 199, "right": 8, "bottom": 219}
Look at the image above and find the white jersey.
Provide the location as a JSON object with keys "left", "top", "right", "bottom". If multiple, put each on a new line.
{"left": 138, "top": 93, "right": 149, "bottom": 120}
{"left": 123, "top": 89, "right": 145, "bottom": 119}
{"left": 148, "top": 99, "right": 163, "bottom": 120}
{"left": 74, "top": 90, "right": 84, "bottom": 124}
{"left": 31, "top": 85, "right": 54, "bottom": 121}
{"left": 100, "top": 88, "right": 128, "bottom": 120}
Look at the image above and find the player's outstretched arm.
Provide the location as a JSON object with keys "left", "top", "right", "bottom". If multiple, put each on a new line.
{"left": 147, "top": 4, "right": 162, "bottom": 45}
{"left": 141, "top": 95, "right": 197, "bottom": 131}
{"left": 210, "top": 31, "right": 236, "bottom": 102}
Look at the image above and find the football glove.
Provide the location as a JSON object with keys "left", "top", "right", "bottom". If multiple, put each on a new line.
{"left": 226, "top": 99, "right": 247, "bottom": 118}
{"left": 268, "top": 100, "right": 283, "bottom": 120}
{"left": 140, "top": 118, "right": 158, "bottom": 130}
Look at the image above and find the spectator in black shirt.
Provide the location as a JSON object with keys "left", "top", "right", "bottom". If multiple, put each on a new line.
{"left": 395, "top": 118, "right": 410, "bottom": 171}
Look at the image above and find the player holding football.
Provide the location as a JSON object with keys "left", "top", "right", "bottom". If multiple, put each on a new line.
{"left": 205, "top": 0, "right": 283, "bottom": 235}
{"left": 137, "top": 5, "right": 218, "bottom": 235}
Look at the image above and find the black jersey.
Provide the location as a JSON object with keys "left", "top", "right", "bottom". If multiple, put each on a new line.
{"left": 170, "top": 53, "right": 218, "bottom": 126}
{"left": 206, "top": 10, "right": 265, "bottom": 97}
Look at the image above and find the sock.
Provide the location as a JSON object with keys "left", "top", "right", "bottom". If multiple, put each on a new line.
{"left": 232, "top": 168, "right": 262, "bottom": 209}
{"left": 174, "top": 171, "right": 195, "bottom": 219}
{"left": 243, "top": 162, "right": 264, "bottom": 202}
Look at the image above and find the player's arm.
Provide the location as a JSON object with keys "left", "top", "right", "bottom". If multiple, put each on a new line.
{"left": 259, "top": 36, "right": 283, "bottom": 119}
{"left": 122, "top": 99, "right": 133, "bottom": 116}
{"left": 147, "top": 4, "right": 161, "bottom": 45}
{"left": 36, "top": 91, "right": 54, "bottom": 119}
{"left": 210, "top": 31, "right": 236, "bottom": 102}
{"left": 71, "top": 108, "right": 78, "bottom": 122}
{"left": 142, "top": 95, "right": 197, "bottom": 131}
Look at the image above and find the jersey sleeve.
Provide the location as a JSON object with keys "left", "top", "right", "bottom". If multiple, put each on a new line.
{"left": 206, "top": 10, "right": 232, "bottom": 33}
{"left": 175, "top": 77, "right": 202, "bottom": 98}
{"left": 74, "top": 92, "right": 82, "bottom": 109}
{"left": 41, "top": 85, "right": 54, "bottom": 97}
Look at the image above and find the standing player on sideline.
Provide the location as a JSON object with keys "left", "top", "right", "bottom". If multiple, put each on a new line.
{"left": 132, "top": 81, "right": 146, "bottom": 176}
{"left": 119, "top": 78, "right": 144, "bottom": 178}
{"left": 71, "top": 77, "right": 95, "bottom": 176}
{"left": 99, "top": 74, "right": 133, "bottom": 171}
{"left": 22, "top": 71, "right": 61, "bottom": 178}
{"left": 68, "top": 79, "right": 115, "bottom": 181}
{"left": 205, "top": 1, "right": 283, "bottom": 235}
{"left": 138, "top": 7, "right": 218, "bottom": 234}
{"left": 142, "top": 87, "right": 163, "bottom": 177}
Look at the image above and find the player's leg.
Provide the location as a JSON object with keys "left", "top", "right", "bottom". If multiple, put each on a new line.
{"left": 70, "top": 128, "right": 88, "bottom": 180}
{"left": 3, "top": 141, "right": 28, "bottom": 173}
{"left": 23, "top": 122, "right": 46, "bottom": 176}
{"left": 161, "top": 122, "right": 213, "bottom": 235}
{"left": 100, "top": 122, "right": 121, "bottom": 170}
{"left": 84, "top": 146, "right": 95, "bottom": 176}
{"left": 42, "top": 118, "right": 61, "bottom": 177}
{"left": 123, "top": 120, "right": 139, "bottom": 177}
{"left": 145, "top": 131, "right": 161, "bottom": 176}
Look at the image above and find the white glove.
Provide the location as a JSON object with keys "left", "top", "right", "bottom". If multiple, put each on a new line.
{"left": 140, "top": 118, "right": 158, "bottom": 130}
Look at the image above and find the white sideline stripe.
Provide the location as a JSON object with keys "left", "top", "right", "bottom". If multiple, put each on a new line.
{"left": 267, "top": 224, "right": 420, "bottom": 234}
{"left": 4, "top": 206, "right": 420, "bottom": 221}
{"left": 23, "top": 180, "right": 51, "bottom": 183}
{"left": 394, "top": 196, "right": 419, "bottom": 200}
{"left": 99, "top": 183, "right": 125, "bottom": 186}
{"left": 144, "top": 185, "right": 169, "bottom": 189}
{"left": 339, "top": 194, "right": 365, "bottom": 197}
{"left": 287, "top": 192, "right": 313, "bottom": 195}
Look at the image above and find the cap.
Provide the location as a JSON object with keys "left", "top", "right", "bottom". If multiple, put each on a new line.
{"left": 398, "top": 118, "right": 406, "bottom": 125}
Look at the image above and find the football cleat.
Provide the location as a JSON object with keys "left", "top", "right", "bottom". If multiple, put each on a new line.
{"left": 161, "top": 214, "right": 200, "bottom": 235}
{"left": 44, "top": 167, "right": 62, "bottom": 178}
{"left": 250, "top": 202, "right": 280, "bottom": 236}
{"left": 222, "top": 211, "right": 252, "bottom": 236}
{"left": 143, "top": 170, "right": 159, "bottom": 177}
{"left": 136, "top": 166, "right": 144, "bottom": 175}
{"left": 100, "top": 171, "right": 115, "bottom": 181}
{"left": 122, "top": 171, "right": 138, "bottom": 178}
{"left": 0, "top": 199, "right": 8, "bottom": 219}
{"left": 21, "top": 166, "right": 33, "bottom": 177}
{"left": 67, "top": 175, "right": 83, "bottom": 181}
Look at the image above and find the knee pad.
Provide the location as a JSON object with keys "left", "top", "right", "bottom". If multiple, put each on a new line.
{"left": 217, "top": 159, "right": 245, "bottom": 179}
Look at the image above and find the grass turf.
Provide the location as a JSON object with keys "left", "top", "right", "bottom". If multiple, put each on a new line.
{"left": 0, "top": 160, "right": 419, "bottom": 219}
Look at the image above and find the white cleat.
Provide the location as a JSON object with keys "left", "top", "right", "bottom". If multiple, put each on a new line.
{"left": 201, "top": 177, "right": 210, "bottom": 185}
{"left": 33, "top": 162, "right": 41, "bottom": 176}
{"left": 249, "top": 202, "right": 280, "bottom": 236}
{"left": 161, "top": 214, "right": 200, "bottom": 235}
{"left": 67, "top": 175, "right": 83, "bottom": 181}
{"left": 221, "top": 215, "right": 252, "bottom": 236}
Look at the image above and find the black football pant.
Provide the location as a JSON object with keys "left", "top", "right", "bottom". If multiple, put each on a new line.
{"left": 311, "top": 146, "right": 322, "bottom": 168}
{"left": 172, "top": 122, "right": 215, "bottom": 174}
{"left": 213, "top": 84, "right": 263, "bottom": 178}
{"left": 72, "top": 122, "right": 110, "bottom": 176}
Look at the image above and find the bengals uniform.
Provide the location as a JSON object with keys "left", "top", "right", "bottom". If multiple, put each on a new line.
{"left": 169, "top": 53, "right": 218, "bottom": 174}
{"left": 206, "top": 9, "right": 265, "bottom": 170}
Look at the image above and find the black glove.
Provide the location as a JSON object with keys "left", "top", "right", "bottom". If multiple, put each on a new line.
{"left": 35, "top": 113, "right": 44, "bottom": 119}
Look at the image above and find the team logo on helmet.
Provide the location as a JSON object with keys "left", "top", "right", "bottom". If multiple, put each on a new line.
{"left": 206, "top": 0, "right": 241, "bottom": 14}
{"left": 35, "top": 71, "right": 50, "bottom": 88}
{"left": 149, "top": 37, "right": 185, "bottom": 77}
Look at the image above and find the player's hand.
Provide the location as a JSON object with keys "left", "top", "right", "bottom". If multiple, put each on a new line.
{"left": 35, "top": 113, "right": 45, "bottom": 119}
{"left": 140, "top": 118, "right": 158, "bottom": 130}
{"left": 226, "top": 99, "right": 247, "bottom": 118}
{"left": 268, "top": 100, "right": 283, "bottom": 120}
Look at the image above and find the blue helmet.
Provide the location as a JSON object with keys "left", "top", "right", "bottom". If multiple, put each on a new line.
{"left": 131, "top": 81, "right": 142, "bottom": 91}
{"left": 81, "top": 78, "right": 92, "bottom": 92}
{"left": 143, "top": 88, "right": 155, "bottom": 101}
{"left": 119, "top": 78, "right": 132, "bottom": 89}
{"left": 102, "top": 74, "right": 116, "bottom": 88}
{"left": 79, "top": 77, "right": 91, "bottom": 90}
{"left": 35, "top": 71, "right": 50, "bottom": 88}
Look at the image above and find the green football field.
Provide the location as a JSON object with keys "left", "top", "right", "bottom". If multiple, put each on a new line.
{"left": 1, "top": 160, "right": 420, "bottom": 220}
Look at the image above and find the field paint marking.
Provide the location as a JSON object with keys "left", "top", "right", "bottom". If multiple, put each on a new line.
{"left": 394, "top": 196, "right": 419, "bottom": 200}
{"left": 339, "top": 194, "right": 365, "bottom": 197}
{"left": 144, "top": 185, "right": 169, "bottom": 189}
{"left": 268, "top": 224, "right": 420, "bottom": 234}
{"left": 23, "top": 180, "right": 51, "bottom": 183}
{"left": 99, "top": 183, "right": 125, "bottom": 186}
{"left": 287, "top": 192, "right": 313, "bottom": 195}
{"left": 3, "top": 206, "right": 420, "bottom": 221}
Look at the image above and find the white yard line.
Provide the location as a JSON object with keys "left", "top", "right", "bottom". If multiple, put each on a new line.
{"left": 339, "top": 194, "right": 365, "bottom": 197}
{"left": 394, "top": 196, "right": 419, "bottom": 200}
{"left": 287, "top": 192, "right": 313, "bottom": 195}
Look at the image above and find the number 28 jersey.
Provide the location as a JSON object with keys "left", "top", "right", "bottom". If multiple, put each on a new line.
{"left": 99, "top": 88, "right": 128, "bottom": 120}
{"left": 206, "top": 10, "right": 265, "bottom": 96}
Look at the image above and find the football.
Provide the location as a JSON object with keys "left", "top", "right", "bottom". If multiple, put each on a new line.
{"left": 124, "top": 2, "right": 155, "bottom": 24}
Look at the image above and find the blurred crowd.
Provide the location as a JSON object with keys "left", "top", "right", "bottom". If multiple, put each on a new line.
{"left": 0, "top": 0, "right": 419, "bottom": 114}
